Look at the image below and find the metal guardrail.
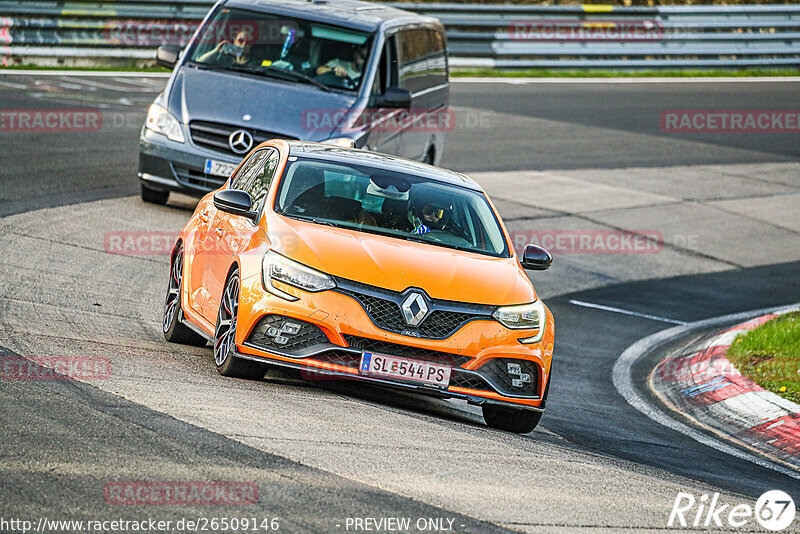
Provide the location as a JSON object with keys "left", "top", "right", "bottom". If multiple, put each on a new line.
{"left": 1, "top": 1, "right": 799, "bottom": 69}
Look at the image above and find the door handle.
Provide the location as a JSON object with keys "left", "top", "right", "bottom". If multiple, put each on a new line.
{"left": 199, "top": 212, "right": 210, "bottom": 222}
{"left": 215, "top": 228, "right": 224, "bottom": 238}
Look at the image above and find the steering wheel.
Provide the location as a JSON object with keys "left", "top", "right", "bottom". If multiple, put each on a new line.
{"left": 314, "top": 71, "right": 356, "bottom": 90}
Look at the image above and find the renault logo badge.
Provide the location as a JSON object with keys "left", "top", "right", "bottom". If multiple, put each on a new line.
{"left": 228, "top": 129, "right": 254, "bottom": 154}
{"left": 400, "top": 291, "right": 429, "bottom": 327}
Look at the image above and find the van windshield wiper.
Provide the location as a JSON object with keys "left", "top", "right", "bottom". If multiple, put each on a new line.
{"left": 189, "top": 61, "right": 331, "bottom": 92}
{"left": 266, "top": 67, "right": 332, "bottom": 92}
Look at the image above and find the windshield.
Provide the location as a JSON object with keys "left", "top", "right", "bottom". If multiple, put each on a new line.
{"left": 274, "top": 158, "right": 510, "bottom": 257}
{"left": 188, "top": 7, "right": 372, "bottom": 92}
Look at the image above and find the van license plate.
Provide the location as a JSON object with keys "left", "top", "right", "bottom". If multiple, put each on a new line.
{"left": 204, "top": 159, "right": 237, "bottom": 178}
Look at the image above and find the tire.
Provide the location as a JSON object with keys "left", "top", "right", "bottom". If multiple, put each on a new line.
{"left": 141, "top": 183, "right": 169, "bottom": 205}
{"left": 214, "top": 269, "right": 267, "bottom": 380}
{"left": 482, "top": 405, "right": 542, "bottom": 434}
{"left": 163, "top": 244, "right": 208, "bottom": 346}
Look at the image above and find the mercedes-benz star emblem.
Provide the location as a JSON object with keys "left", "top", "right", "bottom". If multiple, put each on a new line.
{"left": 228, "top": 129, "right": 254, "bottom": 154}
{"left": 400, "top": 291, "right": 429, "bottom": 327}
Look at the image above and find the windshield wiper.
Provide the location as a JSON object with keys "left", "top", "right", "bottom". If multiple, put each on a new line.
{"left": 284, "top": 213, "right": 339, "bottom": 227}
{"left": 189, "top": 61, "right": 331, "bottom": 92}
{"left": 265, "top": 67, "right": 332, "bottom": 92}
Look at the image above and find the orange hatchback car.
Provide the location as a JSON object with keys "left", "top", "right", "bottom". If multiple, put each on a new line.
{"left": 164, "top": 140, "right": 554, "bottom": 433}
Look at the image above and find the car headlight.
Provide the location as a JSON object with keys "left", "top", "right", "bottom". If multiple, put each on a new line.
{"left": 321, "top": 137, "right": 356, "bottom": 148}
{"left": 493, "top": 300, "right": 547, "bottom": 341}
{"left": 262, "top": 251, "right": 335, "bottom": 301}
{"left": 145, "top": 103, "right": 185, "bottom": 143}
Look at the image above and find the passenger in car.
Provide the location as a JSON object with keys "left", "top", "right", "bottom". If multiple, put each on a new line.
{"left": 315, "top": 44, "right": 367, "bottom": 79}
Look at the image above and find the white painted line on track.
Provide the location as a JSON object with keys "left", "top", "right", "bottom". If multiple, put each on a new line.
{"left": 568, "top": 299, "right": 688, "bottom": 325}
{"left": 613, "top": 303, "right": 800, "bottom": 481}
{"left": 0, "top": 70, "right": 170, "bottom": 77}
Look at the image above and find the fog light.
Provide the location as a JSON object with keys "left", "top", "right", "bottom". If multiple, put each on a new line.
{"left": 281, "top": 322, "right": 301, "bottom": 335}
{"left": 265, "top": 320, "right": 302, "bottom": 345}
{"left": 507, "top": 362, "right": 531, "bottom": 388}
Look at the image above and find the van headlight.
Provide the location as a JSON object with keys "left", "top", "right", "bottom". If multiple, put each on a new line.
{"left": 145, "top": 103, "right": 185, "bottom": 143}
{"left": 493, "top": 301, "right": 546, "bottom": 341}
{"left": 262, "top": 251, "right": 335, "bottom": 301}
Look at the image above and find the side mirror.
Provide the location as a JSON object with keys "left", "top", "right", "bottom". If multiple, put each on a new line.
{"left": 213, "top": 190, "right": 259, "bottom": 222}
{"left": 520, "top": 244, "right": 552, "bottom": 271}
{"left": 373, "top": 86, "right": 412, "bottom": 108}
{"left": 156, "top": 45, "right": 181, "bottom": 69}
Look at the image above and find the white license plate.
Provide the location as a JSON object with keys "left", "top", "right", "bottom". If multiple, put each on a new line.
{"left": 359, "top": 351, "right": 451, "bottom": 389}
{"left": 204, "top": 159, "right": 238, "bottom": 178}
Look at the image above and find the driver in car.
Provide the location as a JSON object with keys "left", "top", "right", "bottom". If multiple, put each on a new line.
{"left": 315, "top": 45, "right": 367, "bottom": 80}
{"left": 410, "top": 203, "right": 448, "bottom": 235}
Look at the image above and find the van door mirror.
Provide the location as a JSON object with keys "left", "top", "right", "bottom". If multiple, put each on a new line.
{"left": 213, "top": 190, "right": 259, "bottom": 222}
{"left": 374, "top": 87, "right": 412, "bottom": 108}
{"left": 520, "top": 245, "right": 552, "bottom": 271}
{"left": 156, "top": 45, "right": 181, "bottom": 69}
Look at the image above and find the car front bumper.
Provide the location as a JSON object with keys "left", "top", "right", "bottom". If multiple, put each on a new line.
{"left": 234, "top": 272, "right": 554, "bottom": 411}
{"left": 139, "top": 127, "right": 243, "bottom": 197}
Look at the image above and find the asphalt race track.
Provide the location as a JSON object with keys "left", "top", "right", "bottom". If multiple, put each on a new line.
{"left": 1, "top": 73, "right": 800, "bottom": 532}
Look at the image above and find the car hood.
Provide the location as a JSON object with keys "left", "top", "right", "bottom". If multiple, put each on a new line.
{"left": 171, "top": 66, "right": 357, "bottom": 140}
{"left": 266, "top": 214, "right": 536, "bottom": 306}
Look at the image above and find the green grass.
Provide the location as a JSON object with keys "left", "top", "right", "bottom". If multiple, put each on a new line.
{"left": 727, "top": 311, "right": 800, "bottom": 404}
{"left": 451, "top": 68, "right": 800, "bottom": 78}
{"left": 4, "top": 63, "right": 799, "bottom": 77}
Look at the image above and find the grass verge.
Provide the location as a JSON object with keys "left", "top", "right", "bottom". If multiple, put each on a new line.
{"left": 727, "top": 311, "right": 800, "bottom": 404}
{"left": 3, "top": 64, "right": 800, "bottom": 77}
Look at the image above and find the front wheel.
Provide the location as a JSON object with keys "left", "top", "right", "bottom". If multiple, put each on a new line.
{"left": 141, "top": 183, "right": 169, "bottom": 205}
{"left": 214, "top": 269, "right": 267, "bottom": 380}
{"left": 482, "top": 405, "right": 542, "bottom": 434}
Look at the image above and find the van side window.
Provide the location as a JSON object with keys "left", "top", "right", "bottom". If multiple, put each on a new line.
{"left": 396, "top": 28, "right": 446, "bottom": 94}
{"left": 372, "top": 37, "right": 398, "bottom": 96}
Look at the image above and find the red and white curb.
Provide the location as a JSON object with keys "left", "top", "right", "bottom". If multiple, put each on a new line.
{"left": 652, "top": 313, "right": 799, "bottom": 470}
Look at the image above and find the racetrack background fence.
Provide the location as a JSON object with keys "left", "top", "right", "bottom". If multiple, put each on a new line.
{"left": 1, "top": 1, "right": 799, "bottom": 69}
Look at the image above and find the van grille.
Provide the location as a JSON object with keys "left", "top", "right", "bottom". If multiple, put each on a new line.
{"left": 189, "top": 120, "right": 297, "bottom": 156}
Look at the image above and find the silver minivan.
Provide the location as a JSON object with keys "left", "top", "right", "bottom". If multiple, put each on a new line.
{"left": 138, "top": 0, "right": 449, "bottom": 204}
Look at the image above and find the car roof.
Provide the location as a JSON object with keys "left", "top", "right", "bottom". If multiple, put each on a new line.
{"left": 286, "top": 142, "right": 483, "bottom": 191}
{"left": 223, "top": 0, "right": 440, "bottom": 33}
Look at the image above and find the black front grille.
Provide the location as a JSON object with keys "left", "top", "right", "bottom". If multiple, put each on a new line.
{"left": 449, "top": 371, "right": 493, "bottom": 392}
{"left": 246, "top": 315, "right": 330, "bottom": 356}
{"left": 478, "top": 358, "right": 539, "bottom": 397}
{"left": 173, "top": 165, "right": 227, "bottom": 190}
{"left": 307, "top": 351, "right": 361, "bottom": 369}
{"left": 344, "top": 336, "right": 472, "bottom": 367}
{"left": 334, "top": 278, "right": 494, "bottom": 340}
{"left": 189, "top": 120, "right": 296, "bottom": 157}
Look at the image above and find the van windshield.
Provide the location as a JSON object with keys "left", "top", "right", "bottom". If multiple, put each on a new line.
{"left": 274, "top": 158, "right": 510, "bottom": 257}
{"left": 188, "top": 7, "right": 372, "bottom": 92}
